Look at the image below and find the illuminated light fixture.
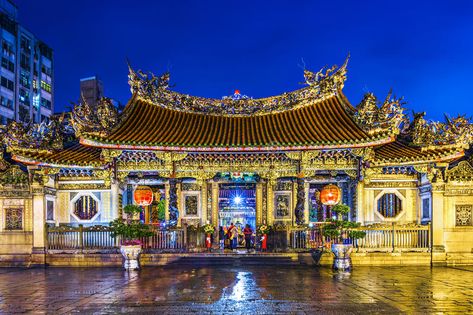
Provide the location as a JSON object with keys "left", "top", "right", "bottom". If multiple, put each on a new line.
{"left": 233, "top": 196, "right": 242, "bottom": 205}
{"left": 133, "top": 185, "right": 154, "bottom": 206}
{"left": 320, "top": 184, "right": 341, "bottom": 206}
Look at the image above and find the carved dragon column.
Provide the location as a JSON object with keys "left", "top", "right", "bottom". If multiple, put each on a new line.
{"left": 168, "top": 178, "right": 179, "bottom": 227}
{"left": 294, "top": 175, "right": 305, "bottom": 226}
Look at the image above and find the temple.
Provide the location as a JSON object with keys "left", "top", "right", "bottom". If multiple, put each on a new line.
{"left": 1, "top": 57, "right": 473, "bottom": 266}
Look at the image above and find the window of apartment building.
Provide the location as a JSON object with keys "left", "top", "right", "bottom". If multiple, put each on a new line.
{"left": 20, "top": 70, "right": 30, "bottom": 88}
{"left": 2, "top": 40, "right": 14, "bottom": 58}
{"left": 20, "top": 53, "right": 30, "bottom": 70}
{"left": 0, "top": 95, "right": 13, "bottom": 109}
{"left": 1, "top": 57, "right": 14, "bottom": 72}
{"left": 39, "top": 43, "right": 53, "bottom": 60}
{"left": 32, "top": 79, "right": 38, "bottom": 93}
{"left": 19, "top": 105, "right": 30, "bottom": 123}
{"left": 40, "top": 97, "right": 51, "bottom": 110}
{"left": 19, "top": 88, "right": 30, "bottom": 106}
{"left": 20, "top": 36, "right": 31, "bottom": 54}
{"left": 41, "top": 65, "right": 52, "bottom": 77}
{"left": 1, "top": 76, "right": 14, "bottom": 91}
{"left": 40, "top": 80, "right": 51, "bottom": 93}
{"left": 0, "top": 114, "right": 12, "bottom": 125}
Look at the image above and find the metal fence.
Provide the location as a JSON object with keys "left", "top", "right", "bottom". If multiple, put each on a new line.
{"left": 46, "top": 225, "right": 185, "bottom": 252}
{"left": 290, "top": 223, "right": 431, "bottom": 252}
{"left": 47, "top": 223, "right": 430, "bottom": 253}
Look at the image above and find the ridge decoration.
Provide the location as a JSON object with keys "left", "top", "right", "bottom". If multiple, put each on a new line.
{"left": 127, "top": 56, "right": 349, "bottom": 116}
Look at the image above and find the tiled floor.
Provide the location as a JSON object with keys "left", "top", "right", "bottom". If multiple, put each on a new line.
{"left": 0, "top": 265, "right": 472, "bottom": 314}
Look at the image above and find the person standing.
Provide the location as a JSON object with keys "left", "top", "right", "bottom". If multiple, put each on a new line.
{"left": 218, "top": 226, "right": 225, "bottom": 251}
{"left": 243, "top": 224, "right": 253, "bottom": 252}
{"left": 228, "top": 223, "right": 235, "bottom": 250}
{"left": 231, "top": 224, "right": 238, "bottom": 251}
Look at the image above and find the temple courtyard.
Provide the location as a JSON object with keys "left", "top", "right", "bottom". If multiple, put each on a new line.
{"left": 0, "top": 265, "right": 472, "bottom": 314}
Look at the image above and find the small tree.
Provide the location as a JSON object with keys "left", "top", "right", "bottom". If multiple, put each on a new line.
{"left": 110, "top": 204, "right": 154, "bottom": 245}
{"left": 322, "top": 203, "right": 366, "bottom": 243}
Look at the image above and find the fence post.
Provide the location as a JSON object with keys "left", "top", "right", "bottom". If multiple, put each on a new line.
{"left": 79, "top": 224, "right": 84, "bottom": 253}
{"left": 183, "top": 225, "right": 188, "bottom": 250}
{"left": 391, "top": 222, "right": 395, "bottom": 252}
{"left": 44, "top": 223, "right": 49, "bottom": 252}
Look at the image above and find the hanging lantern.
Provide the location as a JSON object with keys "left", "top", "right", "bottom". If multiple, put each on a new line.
{"left": 320, "top": 184, "right": 341, "bottom": 206}
{"left": 133, "top": 186, "right": 154, "bottom": 206}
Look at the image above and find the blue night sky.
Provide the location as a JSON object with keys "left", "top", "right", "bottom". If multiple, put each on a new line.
{"left": 15, "top": 0, "right": 473, "bottom": 120}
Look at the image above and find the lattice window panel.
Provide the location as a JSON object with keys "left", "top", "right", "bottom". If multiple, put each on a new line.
{"left": 456, "top": 205, "right": 473, "bottom": 226}
{"left": 5, "top": 208, "right": 23, "bottom": 230}
{"left": 377, "top": 193, "right": 403, "bottom": 218}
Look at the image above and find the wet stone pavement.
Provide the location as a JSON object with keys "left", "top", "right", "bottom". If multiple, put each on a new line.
{"left": 1, "top": 266, "right": 473, "bottom": 314}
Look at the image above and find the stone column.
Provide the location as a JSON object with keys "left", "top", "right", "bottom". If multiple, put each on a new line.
{"left": 110, "top": 181, "right": 120, "bottom": 220}
{"left": 304, "top": 182, "right": 310, "bottom": 223}
{"left": 200, "top": 181, "right": 208, "bottom": 225}
{"left": 431, "top": 183, "right": 446, "bottom": 265}
{"left": 31, "top": 184, "right": 46, "bottom": 265}
{"left": 356, "top": 181, "right": 365, "bottom": 223}
{"left": 256, "top": 182, "right": 263, "bottom": 226}
{"left": 211, "top": 181, "right": 219, "bottom": 227}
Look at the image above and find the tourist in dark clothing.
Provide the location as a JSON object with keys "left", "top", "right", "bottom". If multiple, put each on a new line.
{"left": 218, "top": 226, "right": 225, "bottom": 250}
{"left": 243, "top": 224, "right": 253, "bottom": 252}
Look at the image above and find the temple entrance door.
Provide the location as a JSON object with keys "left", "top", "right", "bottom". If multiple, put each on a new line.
{"left": 218, "top": 183, "right": 256, "bottom": 247}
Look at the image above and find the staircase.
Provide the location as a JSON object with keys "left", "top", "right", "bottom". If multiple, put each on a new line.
{"left": 167, "top": 253, "right": 299, "bottom": 266}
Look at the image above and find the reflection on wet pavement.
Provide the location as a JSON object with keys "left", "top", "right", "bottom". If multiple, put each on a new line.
{"left": 0, "top": 266, "right": 473, "bottom": 313}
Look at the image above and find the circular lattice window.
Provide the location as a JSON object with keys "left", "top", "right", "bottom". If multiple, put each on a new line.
{"left": 376, "top": 192, "right": 403, "bottom": 219}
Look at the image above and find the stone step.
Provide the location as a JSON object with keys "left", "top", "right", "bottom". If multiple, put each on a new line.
{"left": 167, "top": 255, "right": 298, "bottom": 266}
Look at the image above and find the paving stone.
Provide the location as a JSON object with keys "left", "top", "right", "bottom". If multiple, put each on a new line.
{"left": 0, "top": 266, "right": 472, "bottom": 313}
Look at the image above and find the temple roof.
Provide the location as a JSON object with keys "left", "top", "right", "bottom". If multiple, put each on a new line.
{"left": 80, "top": 93, "right": 394, "bottom": 152}
{"left": 12, "top": 143, "right": 102, "bottom": 167}
{"left": 372, "top": 141, "right": 463, "bottom": 165}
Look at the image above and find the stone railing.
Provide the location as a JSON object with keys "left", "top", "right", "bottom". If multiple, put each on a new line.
{"left": 46, "top": 224, "right": 185, "bottom": 252}
{"left": 289, "top": 223, "right": 431, "bottom": 252}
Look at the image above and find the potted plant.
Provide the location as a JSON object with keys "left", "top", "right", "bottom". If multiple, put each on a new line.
{"left": 110, "top": 204, "right": 154, "bottom": 270}
{"left": 258, "top": 224, "right": 271, "bottom": 252}
{"left": 202, "top": 223, "right": 215, "bottom": 251}
{"left": 322, "top": 204, "right": 366, "bottom": 271}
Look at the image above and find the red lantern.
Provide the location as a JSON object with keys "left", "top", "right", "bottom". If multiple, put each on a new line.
{"left": 320, "top": 184, "right": 341, "bottom": 206}
{"left": 133, "top": 186, "right": 154, "bottom": 206}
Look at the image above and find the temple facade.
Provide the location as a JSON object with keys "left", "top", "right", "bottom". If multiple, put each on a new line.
{"left": 1, "top": 57, "right": 473, "bottom": 266}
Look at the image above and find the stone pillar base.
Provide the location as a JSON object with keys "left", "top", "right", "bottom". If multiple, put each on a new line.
{"left": 30, "top": 247, "right": 46, "bottom": 266}
{"left": 432, "top": 245, "right": 446, "bottom": 266}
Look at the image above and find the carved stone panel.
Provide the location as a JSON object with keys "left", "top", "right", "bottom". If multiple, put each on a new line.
{"left": 456, "top": 205, "right": 473, "bottom": 226}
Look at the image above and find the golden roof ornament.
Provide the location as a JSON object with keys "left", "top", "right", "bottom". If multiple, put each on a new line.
{"left": 353, "top": 90, "right": 407, "bottom": 135}
{"left": 3, "top": 116, "right": 65, "bottom": 154}
{"left": 403, "top": 112, "right": 473, "bottom": 148}
{"left": 71, "top": 96, "right": 119, "bottom": 137}
{"left": 127, "top": 56, "right": 350, "bottom": 117}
